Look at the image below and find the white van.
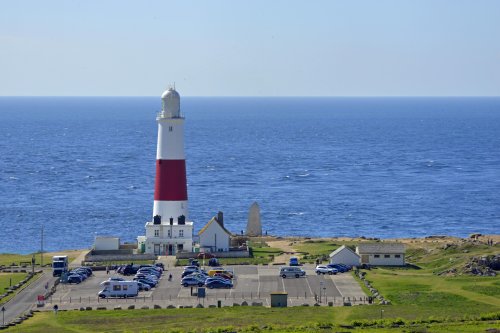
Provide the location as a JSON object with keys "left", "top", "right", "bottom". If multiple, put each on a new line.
{"left": 279, "top": 266, "right": 306, "bottom": 278}
{"left": 98, "top": 280, "right": 138, "bottom": 298}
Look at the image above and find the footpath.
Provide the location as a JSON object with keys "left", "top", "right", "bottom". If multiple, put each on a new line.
{"left": 1, "top": 269, "right": 57, "bottom": 327}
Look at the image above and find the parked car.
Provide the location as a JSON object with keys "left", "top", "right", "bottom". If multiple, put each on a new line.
{"left": 154, "top": 263, "right": 165, "bottom": 270}
{"left": 134, "top": 278, "right": 156, "bottom": 288}
{"left": 67, "top": 274, "right": 83, "bottom": 284}
{"left": 123, "top": 265, "right": 140, "bottom": 275}
{"left": 214, "top": 272, "right": 233, "bottom": 280}
{"left": 327, "top": 264, "right": 348, "bottom": 273}
{"left": 208, "top": 258, "right": 220, "bottom": 267}
{"left": 197, "top": 252, "right": 215, "bottom": 259}
{"left": 289, "top": 257, "right": 300, "bottom": 266}
{"left": 315, "top": 265, "right": 338, "bottom": 275}
{"left": 181, "top": 276, "right": 205, "bottom": 287}
{"left": 208, "top": 269, "right": 233, "bottom": 278}
{"left": 205, "top": 279, "right": 233, "bottom": 289}
{"left": 279, "top": 266, "right": 306, "bottom": 278}
{"left": 137, "top": 281, "right": 151, "bottom": 291}
{"left": 337, "top": 263, "right": 352, "bottom": 271}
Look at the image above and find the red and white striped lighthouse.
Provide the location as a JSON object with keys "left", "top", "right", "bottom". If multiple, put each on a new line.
{"left": 153, "top": 87, "right": 189, "bottom": 222}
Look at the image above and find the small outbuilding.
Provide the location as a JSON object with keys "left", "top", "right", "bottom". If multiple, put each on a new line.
{"left": 329, "top": 245, "right": 360, "bottom": 267}
{"left": 94, "top": 237, "right": 120, "bottom": 251}
{"left": 198, "top": 212, "right": 232, "bottom": 252}
{"left": 356, "top": 243, "right": 406, "bottom": 266}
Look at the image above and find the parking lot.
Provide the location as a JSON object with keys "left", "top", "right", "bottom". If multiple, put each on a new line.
{"left": 47, "top": 264, "right": 367, "bottom": 309}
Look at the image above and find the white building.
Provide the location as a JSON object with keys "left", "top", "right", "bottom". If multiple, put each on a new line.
{"left": 137, "top": 88, "right": 194, "bottom": 256}
{"left": 198, "top": 213, "right": 231, "bottom": 252}
{"left": 329, "top": 245, "right": 361, "bottom": 267}
{"left": 94, "top": 237, "right": 120, "bottom": 251}
{"left": 356, "top": 243, "right": 406, "bottom": 266}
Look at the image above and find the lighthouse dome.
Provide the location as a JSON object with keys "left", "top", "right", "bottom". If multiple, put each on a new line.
{"left": 161, "top": 87, "right": 180, "bottom": 118}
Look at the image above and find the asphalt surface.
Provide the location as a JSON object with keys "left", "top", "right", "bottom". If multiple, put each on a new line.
{"left": 46, "top": 264, "right": 366, "bottom": 309}
{"left": 1, "top": 269, "right": 57, "bottom": 325}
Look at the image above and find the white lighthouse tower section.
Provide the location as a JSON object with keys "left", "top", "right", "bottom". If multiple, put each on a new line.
{"left": 153, "top": 115, "right": 189, "bottom": 221}
{"left": 137, "top": 87, "right": 193, "bottom": 256}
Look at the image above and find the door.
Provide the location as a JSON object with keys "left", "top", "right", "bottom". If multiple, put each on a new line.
{"left": 168, "top": 244, "right": 173, "bottom": 255}
{"left": 154, "top": 244, "right": 161, "bottom": 255}
{"left": 361, "top": 255, "right": 369, "bottom": 264}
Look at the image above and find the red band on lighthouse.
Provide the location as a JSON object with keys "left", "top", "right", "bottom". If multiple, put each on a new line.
{"left": 154, "top": 159, "right": 188, "bottom": 201}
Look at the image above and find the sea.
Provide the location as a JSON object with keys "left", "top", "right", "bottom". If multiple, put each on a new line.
{"left": 0, "top": 97, "right": 499, "bottom": 254}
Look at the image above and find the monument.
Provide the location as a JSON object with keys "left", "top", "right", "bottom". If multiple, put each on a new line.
{"left": 246, "top": 202, "right": 262, "bottom": 236}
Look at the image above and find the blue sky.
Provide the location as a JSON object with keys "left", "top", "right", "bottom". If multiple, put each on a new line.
{"left": 1, "top": 1, "right": 499, "bottom": 96}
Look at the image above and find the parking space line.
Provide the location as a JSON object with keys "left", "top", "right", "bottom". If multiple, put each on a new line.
{"left": 280, "top": 276, "right": 285, "bottom": 292}
{"left": 305, "top": 276, "right": 313, "bottom": 297}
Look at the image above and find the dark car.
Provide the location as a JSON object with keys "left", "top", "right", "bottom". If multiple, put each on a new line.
{"left": 133, "top": 278, "right": 156, "bottom": 288}
{"left": 327, "top": 264, "right": 348, "bottom": 273}
{"left": 208, "top": 258, "right": 220, "bottom": 267}
{"left": 123, "top": 265, "right": 140, "bottom": 275}
{"left": 67, "top": 274, "right": 83, "bottom": 284}
{"left": 197, "top": 252, "right": 214, "bottom": 259}
{"left": 154, "top": 263, "right": 165, "bottom": 270}
{"left": 206, "top": 279, "right": 232, "bottom": 289}
{"left": 137, "top": 281, "right": 151, "bottom": 291}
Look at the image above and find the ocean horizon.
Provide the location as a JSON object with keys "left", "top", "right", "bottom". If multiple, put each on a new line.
{"left": 1, "top": 96, "right": 499, "bottom": 254}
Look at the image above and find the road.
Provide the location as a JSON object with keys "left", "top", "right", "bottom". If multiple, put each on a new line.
{"left": 1, "top": 270, "right": 57, "bottom": 325}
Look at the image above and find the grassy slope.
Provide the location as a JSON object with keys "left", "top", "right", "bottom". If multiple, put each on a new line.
{"left": 4, "top": 307, "right": 499, "bottom": 333}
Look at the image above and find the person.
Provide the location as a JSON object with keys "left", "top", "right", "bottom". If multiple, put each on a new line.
{"left": 53, "top": 304, "right": 58, "bottom": 315}
{"left": 106, "top": 266, "right": 109, "bottom": 275}
{"left": 168, "top": 273, "right": 172, "bottom": 281}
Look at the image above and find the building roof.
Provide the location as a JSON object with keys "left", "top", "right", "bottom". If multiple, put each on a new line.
{"left": 198, "top": 216, "right": 232, "bottom": 236}
{"left": 356, "top": 243, "right": 405, "bottom": 254}
{"left": 329, "top": 245, "right": 360, "bottom": 258}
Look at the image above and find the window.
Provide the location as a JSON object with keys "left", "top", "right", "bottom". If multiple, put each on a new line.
{"left": 167, "top": 230, "right": 171, "bottom": 237}
{"left": 384, "top": 254, "right": 390, "bottom": 258}
{"left": 374, "top": 254, "right": 380, "bottom": 258}
{"left": 179, "top": 230, "right": 184, "bottom": 237}
{"left": 154, "top": 230, "right": 159, "bottom": 237}
{"left": 169, "top": 126, "right": 173, "bottom": 132}
{"left": 123, "top": 285, "right": 128, "bottom": 290}
{"left": 113, "top": 285, "right": 121, "bottom": 291}
{"left": 395, "top": 254, "right": 401, "bottom": 258}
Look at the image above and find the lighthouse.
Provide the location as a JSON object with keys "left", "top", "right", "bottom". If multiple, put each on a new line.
{"left": 138, "top": 87, "right": 193, "bottom": 255}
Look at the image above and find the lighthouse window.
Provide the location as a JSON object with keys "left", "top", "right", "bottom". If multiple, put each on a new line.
{"left": 179, "top": 230, "right": 184, "bottom": 237}
{"left": 169, "top": 126, "right": 173, "bottom": 132}
{"left": 154, "top": 229, "right": 159, "bottom": 237}
{"left": 167, "top": 230, "right": 171, "bottom": 237}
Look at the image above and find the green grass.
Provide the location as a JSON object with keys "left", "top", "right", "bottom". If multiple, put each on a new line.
{"left": 0, "top": 272, "right": 39, "bottom": 305}
{"left": 4, "top": 307, "right": 499, "bottom": 333}
{"left": 358, "top": 241, "right": 500, "bottom": 320}
{"left": 0, "top": 253, "right": 54, "bottom": 267}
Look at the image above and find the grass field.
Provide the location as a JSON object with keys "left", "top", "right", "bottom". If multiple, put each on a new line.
{"left": 0, "top": 251, "right": 80, "bottom": 267}
{"left": 4, "top": 307, "right": 499, "bottom": 333}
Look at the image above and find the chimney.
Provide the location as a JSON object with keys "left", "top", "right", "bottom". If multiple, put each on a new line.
{"left": 169, "top": 217, "right": 173, "bottom": 225}
{"left": 217, "top": 211, "right": 224, "bottom": 226}
{"left": 153, "top": 215, "right": 161, "bottom": 225}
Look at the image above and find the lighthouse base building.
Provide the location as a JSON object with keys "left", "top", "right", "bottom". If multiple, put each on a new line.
{"left": 138, "top": 87, "right": 194, "bottom": 256}
{"left": 138, "top": 216, "right": 193, "bottom": 255}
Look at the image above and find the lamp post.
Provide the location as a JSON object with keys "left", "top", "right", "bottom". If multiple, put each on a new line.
{"left": 380, "top": 309, "right": 384, "bottom": 319}
{"left": 1, "top": 306, "right": 5, "bottom": 327}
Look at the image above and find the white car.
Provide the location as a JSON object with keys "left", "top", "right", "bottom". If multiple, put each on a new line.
{"left": 315, "top": 265, "right": 338, "bottom": 275}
